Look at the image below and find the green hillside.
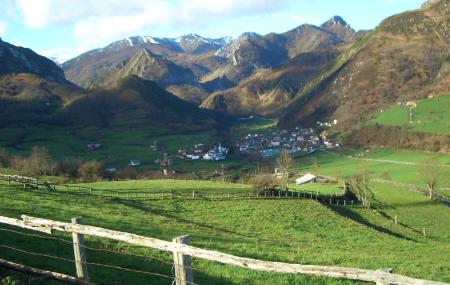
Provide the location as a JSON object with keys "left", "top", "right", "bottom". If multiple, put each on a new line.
{"left": 0, "top": 178, "right": 449, "bottom": 285}
{"left": 372, "top": 95, "right": 450, "bottom": 134}
{"left": 293, "top": 149, "right": 450, "bottom": 190}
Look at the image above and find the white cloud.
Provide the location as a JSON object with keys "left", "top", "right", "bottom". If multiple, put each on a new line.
{"left": 38, "top": 47, "right": 88, "bottom": 63}
{"left": 16, "top": 0, "right": 290, "bottom": 49}
{"left": 0, "top": 20, "right": 7, "bottom": 35}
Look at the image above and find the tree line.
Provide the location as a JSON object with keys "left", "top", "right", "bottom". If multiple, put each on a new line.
{"left": 0, "top": 147, "right": 105, "bottom": 182}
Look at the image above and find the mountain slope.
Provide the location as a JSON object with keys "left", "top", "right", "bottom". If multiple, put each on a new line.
{"left": 0, "top": 38, "right": 67, "bottom": 84}
{"left": 201, "top": 49, "right": 339, "bottom": 116}
{"left": 0, "top": 73, "right": 84, "bottom": 127}
{"left": 205, "top": 22, "right": 344, "bottom": 85}
{"left": 85, "top": 48, "right": 196, "bottom": 88}
{"left": 64, "top": 75, "right": 225, "bottom": 129}
{"left": 63, "top": 34, "right": 231, "bottom": 88}
{"left": 320, "top": 16, "right": 356, "bottom": 42}
{"left": 279, "top": 0, "right": 450, "bottom": 130}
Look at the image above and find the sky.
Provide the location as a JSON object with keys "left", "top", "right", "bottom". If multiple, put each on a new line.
{"left": 0, "top": 0, "right": 425, "bottom": 61}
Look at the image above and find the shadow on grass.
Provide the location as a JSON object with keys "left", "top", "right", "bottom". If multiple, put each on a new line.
{"left": 116, "top": 199, "right": 256, "bottom": 241}
{"left": 325, "top": 204, "right": 417, "bottom": 242}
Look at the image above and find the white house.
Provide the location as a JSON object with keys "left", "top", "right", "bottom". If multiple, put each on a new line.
{"left": 130, "top": 160, "right": 142, "bottom": 167}
{"left": 186, "top": 154, "right": 200, "bottom": 160}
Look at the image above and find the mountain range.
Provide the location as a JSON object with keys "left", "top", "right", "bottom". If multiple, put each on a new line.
{"left": 0, "top": 0, "right": 449, "bottom": 140}
{"left": 0, "top": 37, "right": 225, "bottom": 131}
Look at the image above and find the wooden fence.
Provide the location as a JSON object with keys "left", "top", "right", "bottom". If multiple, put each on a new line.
{"left": 0, "top": 215, "right": 447, "bottom": 285}
{"left": 0, "top": 174, "right": 358, "bottom": 207}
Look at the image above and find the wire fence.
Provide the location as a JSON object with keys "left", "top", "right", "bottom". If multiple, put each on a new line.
{"left": 0, "top": 226, "right": 198, "bottom": 285}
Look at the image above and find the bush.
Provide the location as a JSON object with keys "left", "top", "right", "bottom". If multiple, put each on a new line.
{"left": 251, "top": 174, "right": 279, "bottom": 194}
{"left": 1, "top": 276, "right": 24, "bottom": 285}
{"left": 55, "top": 158, "right": 83, "bottom": 179}
{"left": 117, "top": 165, "right": 137, "bottom": 180}
{"left": 78, "top": 160, "right": 103, "bottom": 182}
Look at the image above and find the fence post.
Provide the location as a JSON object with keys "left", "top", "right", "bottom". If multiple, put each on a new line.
{"left": 71, "top": 217, "right": 89, "bottom": 282}
{"left": 375, "top": 268, "right": 393, "bottom": 285}
{"left": 173, "top": 235, "right": 194, "bottom": 285}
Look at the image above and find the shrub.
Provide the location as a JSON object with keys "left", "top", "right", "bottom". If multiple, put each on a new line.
{"left": 251, "top": 174, "right": 279, "bottom": 194}
{"left": 1, "top": 276, "right": 24, "bottom": 285}
{"left": 78, "top": 160, "right": 103, "bottom": 182}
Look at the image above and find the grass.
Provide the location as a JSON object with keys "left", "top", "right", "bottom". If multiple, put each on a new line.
{"left": 0, "top": 178, "right": 449, "bottom": 285}
{"left": 231, "top": 117, "right": 278, "bottom": 136}
{"left": 0, "top": 123, "right": 256, "bottom": 177}
{"left": 372, "top": 95, "right": 450, "bottom": 134}
{"left": 293, "top": 149, "right": 450, "bottom": 189}
{"left": 69, "top": 179, "right": 251, "bottom": 193}
{"left": 290, "top": 182, "right": 344, "bottom": 196}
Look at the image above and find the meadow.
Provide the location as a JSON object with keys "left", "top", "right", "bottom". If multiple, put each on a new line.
{"left": 372, "top": 95, "right": 450, "bottom": 134}
{"left": 0, "top": 177, "right": 449, "bottom": 285}
{"left": 293, "top": 149, "right": 450, "bottom": 190}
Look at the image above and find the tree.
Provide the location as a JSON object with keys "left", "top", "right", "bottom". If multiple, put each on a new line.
{"left": 251, "top": 174, "right": 279, "bottom": 194}
{"left": 277, "top": 149, "right": 293, "bottom": 190}
{"left": 348, "top": 162, "right": 371, "bottom": 207}
{"left": 10, "top": 156, "right": 25, "bottom": 172}
{"left": 0, "top": 148, "right": 10, "bottom": 168}
{"left": 311, "top": 157, "right": 319, "bottom": 176}
{"left": 418, "top": 156, "right": 441, "bottom": 199}
{"left": 26, "top": 146, "right": 52, "bottom": 176}
{"left": 78, "top": 161, "right": 103, "bottom": 182}
{"left": 55, "top": 158, "right": 83, "bottom": 179}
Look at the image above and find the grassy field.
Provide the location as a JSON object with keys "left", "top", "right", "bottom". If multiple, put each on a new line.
{"left": 0, "top": 123, "right": 258, "bottom": 179}
{"left": 231, "top": 117, "right": 277, "bottom": 136}
{"left": 372, "top": 95, "right": 450, "bottom": 134}
{"left": 290, "top": 182, "right": 344, "bottom": 196}
{"left": 70, "top": 179, "right": 251, "bottom": 193}
{"left": 292, "top": 149, "right": 450, "bottom": 190}
{"left": 0, "top": 178, "right": 449, "bottom": 285}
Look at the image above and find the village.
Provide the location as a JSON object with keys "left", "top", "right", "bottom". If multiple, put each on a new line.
{"left": 236, "top": 126, "right": 340, "bottom": 158}
{"left": 88, "top": 125, "right": 340, "bottom": 177}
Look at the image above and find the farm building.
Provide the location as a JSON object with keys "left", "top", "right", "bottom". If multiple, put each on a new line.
{"left": 296, "top": 173, "right": 330, "bottom": 185}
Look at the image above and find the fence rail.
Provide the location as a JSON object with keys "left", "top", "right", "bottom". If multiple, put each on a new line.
{"left": 0, "top": 215, "right": 447, "bottom": 285}
{"left": 0, "top": 174, "right": 358, "bottom": 207}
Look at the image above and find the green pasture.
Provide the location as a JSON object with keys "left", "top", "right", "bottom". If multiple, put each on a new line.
{"left": 293, "top": 149, "right": 450, "bottom": 189}
{"left": 372, "top": 95, "right": 450, "bottom": 134}
{"left": 0, "top": 178, "right": 449, "bottom": 285}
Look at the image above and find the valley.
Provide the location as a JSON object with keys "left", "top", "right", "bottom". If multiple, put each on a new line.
{"left": 0, "top": 0, "right": 449, "bottom": 284}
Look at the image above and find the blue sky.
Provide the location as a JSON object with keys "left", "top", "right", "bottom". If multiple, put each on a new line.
{"left": 0, "top": 0, "right": 424, "bottom": 61}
